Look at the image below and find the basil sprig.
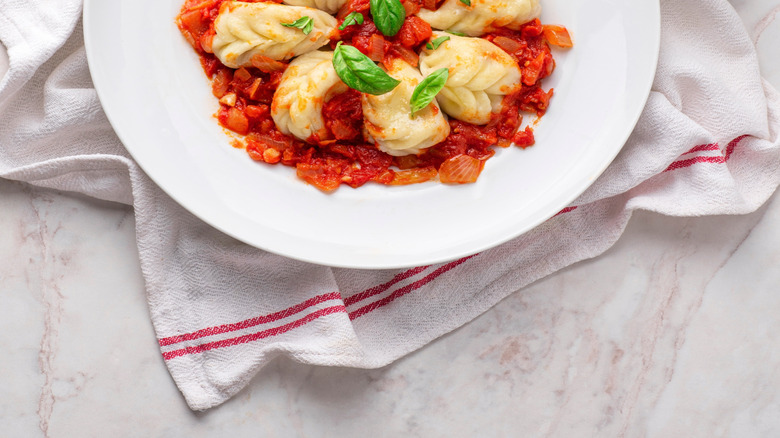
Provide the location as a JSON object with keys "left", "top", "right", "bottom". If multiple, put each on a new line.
{"left": 281, "top": 16, "right": 314, "bottom": 35}
{"left": 425, "top": 36, "right": 450, "bottom": 50}
{"left": 339, "top": 11, "right": 364, "bottom": 30}
{"left": 332, "top": 42, "right": 401, "bottom": 95}
{"left": 370, "top": 0, "right": 405, "bottom": 37}
{"left": 410, "top": 68, "right": 449, "bottom": 117}
{"left": 445, "top": 30, "right": 466, "bottom": 36}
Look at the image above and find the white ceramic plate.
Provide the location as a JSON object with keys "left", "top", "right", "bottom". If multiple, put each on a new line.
{"left": 83, "top": 0, "right": 660, "bottom": 269}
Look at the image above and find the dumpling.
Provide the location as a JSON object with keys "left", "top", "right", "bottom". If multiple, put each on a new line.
{"left": 361, "top": 58, "right": 450, "bottom": 156}
{"left": 212, "top": 1, "right": 338, "bottom": 68}
{"left": 271, "top": 51, "right": 348, "bottom": 141}
{"left": 282, "top": 0, "right": 347, "bottom": 15}
{"left": 419, "top": 32, "right": 522, "bottom": 125}
{"left": 416, "top": 0, "right": 540, "bottom": 36}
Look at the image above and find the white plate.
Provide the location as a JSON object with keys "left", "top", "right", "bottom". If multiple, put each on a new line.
{"left": 83, "top": 0, "right": 660, "bottom": 269}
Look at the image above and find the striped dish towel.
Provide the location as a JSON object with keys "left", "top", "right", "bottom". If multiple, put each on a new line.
{"left": 1, "top": 0, "right": 779, "bottom": 410}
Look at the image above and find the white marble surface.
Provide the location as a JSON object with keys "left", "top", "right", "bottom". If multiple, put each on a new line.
{"left": 3, "top": 2, "right": 780, "bottom": 436}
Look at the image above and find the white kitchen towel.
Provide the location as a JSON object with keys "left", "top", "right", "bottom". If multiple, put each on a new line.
{"left": 1, "top": 0, "right": 779, "bottom": 410}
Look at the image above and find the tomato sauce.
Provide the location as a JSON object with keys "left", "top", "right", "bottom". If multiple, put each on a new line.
{"left": 177, "top": 0, "right": 568, "bottom": 191}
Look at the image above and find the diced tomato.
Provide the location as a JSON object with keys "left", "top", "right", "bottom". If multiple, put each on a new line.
{"left": 522, "top": 51, "right": 546, "bottom": 86}
{"left": 322, "top": 89, "right": 363, "bottom": 141}
{"left": 395, "top": 16, "right": 432, "bottom": 48}
{"left": 512, "top": 126, "right": 535, "bottom": 148}
{"left": 296, "top": 161, "right": 346, "bottom": 192}
{"left": 520, "top": 18, "right": 543, "bottom": 38}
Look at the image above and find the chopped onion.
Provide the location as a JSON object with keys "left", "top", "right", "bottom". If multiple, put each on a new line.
{"left": 390, "top": 167, "right": 437, "bottom": 185}
{"left": 542, "top": 25, "right": 573, "bottom": 48}
{"left": 251, "top": 54, "right": 287, "bottom": 73}
{"left": 219, "top": 92, "right": 237, "bottom": 106}
{"left": 439, "top": 154, "right": 482, "bottom": 184}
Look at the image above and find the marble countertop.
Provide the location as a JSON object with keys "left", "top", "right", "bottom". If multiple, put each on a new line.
{"left": 3, "top": 1, "right": 780, "bottom": 436}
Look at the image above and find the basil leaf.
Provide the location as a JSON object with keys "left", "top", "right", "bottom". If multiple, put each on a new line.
{"left": 458, "top": 0, "right": 471, "bottom": 5}
{"left": 425, "top": 35, "right": 450, "bottom": 50}
{"left": 445, "top": 30, "right": 466, "bottom": 36}
{"left": 332, "top": 42, "right": 401, "bottom": 95}
{"left": 338, "top": 11, "right": 365, "bottom": 30}
{"left": 370, "top": 0, "right": 405, "bottom": 37}
{"left": 281, "top": 16, "right": 314, "bottom": 35}
{"left": 410, "top": 68, "right": 449, "bottom": 117}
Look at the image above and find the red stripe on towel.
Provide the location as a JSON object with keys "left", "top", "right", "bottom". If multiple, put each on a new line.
{"left": 348, "top": 255, "right": 478, "bottom": 321}
{"left": 344, "top": 265, "right": 431, "bottom": 307}
{"left": 162, "top": 305, "right": 347, "bottom": 360}
{"left": 158, "top": 292, "right": 342, "bottom": 347}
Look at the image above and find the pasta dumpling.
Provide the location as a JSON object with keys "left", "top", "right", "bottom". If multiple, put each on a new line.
{"left": 212, "top": 1, "right": 338, "bottom": 68}
{"left": 271, "top": 51, "right": 347, "bottom": 141}
{"left": 419, "top": 32, "right": 522, "bottom": 125}
{"left": 361, "top": 58, "right": 450, "bottom": 156}
{"left": 416, "top": 0, "right": 540, "bottom": 36}
{"left": 282, "top": 0, "right": 347, "bottom": 15}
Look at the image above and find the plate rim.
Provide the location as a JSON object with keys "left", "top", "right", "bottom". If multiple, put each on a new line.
{"left": 83, "top": 0, "right": 661, "bottom": 269}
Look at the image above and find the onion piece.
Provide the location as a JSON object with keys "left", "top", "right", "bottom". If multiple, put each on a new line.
{"left": 543, "top": 25, "right": 573, "bottom": 48}
{"left": 390, "top": 167, "right": 437, "bottom": 185}
{"left": 219, "top": 92, "right": 237, "bottom": 106}
{"left": 393, "top": 46, "right": 419, "bottom": 67}
{"left": 368, "top": 34, "right": 387, "bottom": 62}
{"left": 492, "top": 36, "right": 522, "bottom": 54}
{"left": 439, "top": 154, "right": 483, "bottom": 184}
{"left": 251, "top": 54, "right": 287, "bottom": 73}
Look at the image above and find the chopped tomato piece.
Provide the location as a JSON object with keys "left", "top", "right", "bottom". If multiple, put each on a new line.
{"left": 396, "top": 16, "right": 432, "bottom": 48}
{"left": 512, "top": 126, "right": 535, "bottom": 148}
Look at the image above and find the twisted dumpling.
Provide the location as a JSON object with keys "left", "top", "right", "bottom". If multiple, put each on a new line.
{"left": 282, "top": 0, "right": 347, "bottom": 15}
{"left": 212, "top": 1, "right": 338, "bottom": 68}
{"left": 419, "top": 32, "right": 522, "bottom": 125}
{"left": 361, "top": 58, "right": 450, "bottom": 156}
{"left": 271, "top": 51, "right": 347, "bottom": 141}
{"left": 416, "top": 0, "right": 540, "bottom": 36}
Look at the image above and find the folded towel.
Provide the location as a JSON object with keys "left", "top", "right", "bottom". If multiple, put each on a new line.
{"left": 1, "top": 0, "right": 778, "bottom": 410}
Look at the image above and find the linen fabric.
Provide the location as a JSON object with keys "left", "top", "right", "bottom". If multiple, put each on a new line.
{"left": 1, "top": 0, "right": 778, "bottom": 410}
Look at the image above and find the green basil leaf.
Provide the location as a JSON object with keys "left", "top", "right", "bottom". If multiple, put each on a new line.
{"left": 458, "top": 0, "right": 471, "bottom": 5}
{"left": 332, "top": 42, "right": 401, "bottom": 95}
{"left": 445, "top": 30, "right": 466, "bottom": 36}
{"left": 281, "top": 16, "right": 314, "bottom": 35}
{"left": 370, "top": 0, "right": 405, "bottom": 37}
{"left": 410, "top": 68, "right": 449, "bottom": 117}
{"left": 338, "top": 11, "right": 365, "bottom": 30}
{"left": 425, "top": 35, "right": 450, "bottom": 50}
